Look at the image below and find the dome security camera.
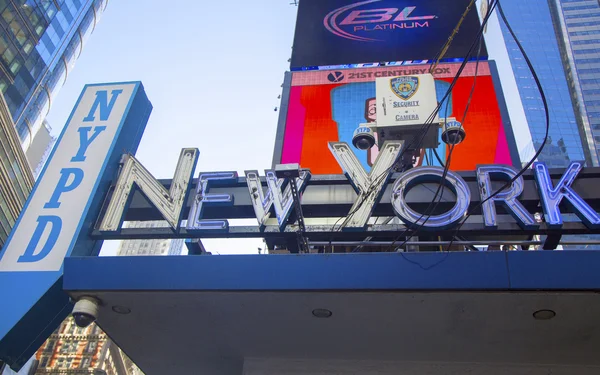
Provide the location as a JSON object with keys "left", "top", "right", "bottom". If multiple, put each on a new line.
{"left": 72, "top": 296, "right": 100, "bottom": 328}
{"left": 352, "top": 126, "right": 376, "bottom": 150}
{"left": 441, "top": 119, "right": 466, "bottom": 145}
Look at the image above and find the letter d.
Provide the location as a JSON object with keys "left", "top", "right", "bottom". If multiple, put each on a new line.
{"left": 18, "top": 215, "right": 62, "bottom": 263}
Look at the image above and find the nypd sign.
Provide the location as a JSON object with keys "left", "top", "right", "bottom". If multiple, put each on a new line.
{"left": 0, "top": 82, "right": 151, "bottom": 369}
{"left": 0, "top": 84, "right": 145, "bottom": 271}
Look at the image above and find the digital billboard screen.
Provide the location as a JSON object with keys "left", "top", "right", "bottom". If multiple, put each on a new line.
{"left": 274, "top": 62, "right": 518, "bottom": 175}
{"left": 290, "top": 0, "right": 487, "bottom": 70}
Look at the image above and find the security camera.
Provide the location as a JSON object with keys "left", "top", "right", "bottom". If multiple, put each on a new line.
{"left": 352, "top": 125, "right": 376, "bottom": 150}
{"left": 72, "top": 296, "right": 100, "bottom": 328}
{"left": 441, "top": 119, "right": 466, "bottom": 145}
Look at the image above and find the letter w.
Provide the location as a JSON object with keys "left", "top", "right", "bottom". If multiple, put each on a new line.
{"left": 99, "top": 148, "right": 198, "bottom": 231}
{"left": 83, "top": 89, "right": 123, "bottom": 122}
{"left": 245, "top": 169, "right": 311, "bottom": 231}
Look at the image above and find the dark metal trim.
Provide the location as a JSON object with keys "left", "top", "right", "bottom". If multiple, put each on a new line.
{"left": 113, "top": 168, "right": 600, "bottom": 222}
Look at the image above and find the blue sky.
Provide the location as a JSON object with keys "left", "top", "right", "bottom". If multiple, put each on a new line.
{"left": 40, "top": 1, "right": 531, "bottom": 257}
{"left": 46, "top": 1, "right": 299, "bottom": 255}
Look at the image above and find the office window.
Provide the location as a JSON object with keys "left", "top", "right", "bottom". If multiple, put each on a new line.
{"left": 79, "top": 357, "right": 91, "bottom": 368}
{"left": 85, "top": 340, "right": 97, "bottom": 353}
{"left": 44, "top": 339, "right": 56, "bottom": 352}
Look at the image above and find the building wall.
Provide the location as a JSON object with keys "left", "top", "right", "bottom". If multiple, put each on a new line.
{"left": 0, "top": 0, "right": 108, "bottom": 150}
{"left": 0, "top": 90, "right": 33, "bottom": 249}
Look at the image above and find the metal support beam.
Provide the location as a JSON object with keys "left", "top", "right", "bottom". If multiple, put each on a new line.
{"left": 289, "top": 177, "right": 309, "bottom": 253}
{"left": 543, "top": 234, "right": 562, "bottom": 250}
{"left": 185, "top": 239, "right": 210, "bottom": 255}
{"left": 90, "top": 221, "right": 596, "bottom": 241}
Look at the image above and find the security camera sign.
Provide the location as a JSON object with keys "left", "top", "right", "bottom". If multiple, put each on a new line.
{"left": 375, "top": 73, "right": 439, "bottom": 128}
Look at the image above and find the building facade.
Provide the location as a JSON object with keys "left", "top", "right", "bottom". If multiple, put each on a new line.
{"left": 0, "top": 0, "right": 109, "bottom": 150}
{"left": 0, "top": 0, "right": 107, "bottom": 248}
{"left": 117, "top": 221, "right": 185, "bottom": 256}
{"left": 31, "top": 317, "right": 142, "bottom": 375}
{"left": 485, "top": 0, "right": 600, "bottom": 247}
{"left": 549, "top": 0, "right": 600, "bottom": 163}
{"left": 0, "top": 90, "right": 32, "bottom": 249}
{"left": 493, "top": 0, "right": 594, "bottom": 168}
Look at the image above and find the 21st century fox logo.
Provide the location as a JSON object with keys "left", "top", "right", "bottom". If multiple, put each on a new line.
{"left": 324, "top": 1, "right": 437, "bottom": 42}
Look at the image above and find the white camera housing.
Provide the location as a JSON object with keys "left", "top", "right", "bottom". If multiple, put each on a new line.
{"left": 72, "top": 296, "right": 100, "bottom": 328}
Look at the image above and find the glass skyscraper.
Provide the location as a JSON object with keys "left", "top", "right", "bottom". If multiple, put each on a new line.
{"left": 0, "top": 0, "right": 108, "bottom": 149}
{"left": 482, "top": 0, "right": 600, "bottom": 249}
{"left": 0, "top": 0, "right": 107, "bottom": 248}
{"left": 550, "top": 0, "right": 600, "bottom": 163}
{"left": 494, "top": 0, "right": 594, "bottom": 168}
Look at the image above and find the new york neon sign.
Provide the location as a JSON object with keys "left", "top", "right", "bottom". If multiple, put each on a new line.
{"left": 98, "top": 141, "right": 600, "bottom": 234}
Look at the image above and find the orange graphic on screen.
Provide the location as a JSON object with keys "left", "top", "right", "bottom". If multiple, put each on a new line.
{"left": 281, "top": 73, "right": 513, "bottom": 174}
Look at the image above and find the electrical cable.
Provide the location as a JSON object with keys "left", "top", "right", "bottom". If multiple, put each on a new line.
{"left": 329, "top": 0, "right": 496, "bottom": 243}
{"left": 369, "top": 0, "right": 498, "bottom": 185}
{"left": 377, "top": 1, "right": 494, "bottom": 253}
{"left": 332, "top": 4, "right": 494, "bottom": 259}
{"left": 394, "top": 0, "right": 551, "bottom": 262}
{"left": 443, "top": 0, "right": 551, "bottom": 252}
{"left": 390, "top": 34, "right": 486, "bottom": 252}
{"left": 430, "top": 0, "right": 478, "bottom": 73}
{"left": 332, "top": 0, "right": 494, "bottom": 238}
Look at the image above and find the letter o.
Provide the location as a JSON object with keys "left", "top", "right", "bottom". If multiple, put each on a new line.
{"left": 391, "top": 166, "right": 471, "bottom": 229}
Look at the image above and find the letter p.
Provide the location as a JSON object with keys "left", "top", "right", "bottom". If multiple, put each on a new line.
{"left": 44, "top": 168, "right": 84, "bottom": 209}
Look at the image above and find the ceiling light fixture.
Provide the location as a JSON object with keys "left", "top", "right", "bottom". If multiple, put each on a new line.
{"left": 111, "top": 305, "right": 131, "bottom": 315}
{"left": 312, "top": 308, "right": 333, "bottom": 318}
{"left": 533, "top": 309, "right": 556, "bottom": 320}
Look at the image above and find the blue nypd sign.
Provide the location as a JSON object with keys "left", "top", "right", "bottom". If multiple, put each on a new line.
{"left": 0, "top": 82, "right": 152, "bottom": 369}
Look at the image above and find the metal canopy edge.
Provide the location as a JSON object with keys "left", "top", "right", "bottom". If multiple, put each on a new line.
{"left": 63, "top": 251, "right": 600, "bottom": 292}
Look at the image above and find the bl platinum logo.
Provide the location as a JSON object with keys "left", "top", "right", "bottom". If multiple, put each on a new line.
{"left": 324, "top": 0, "right": 436, "bottom": 42}
{"left": 0, "top": 84, "right": 137, "bottom": 271}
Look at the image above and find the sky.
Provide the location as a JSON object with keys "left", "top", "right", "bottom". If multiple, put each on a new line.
{"left": 38, "top": 1, "right": 529, "bottom": 257}
{"left": 45, "top": 1, "right": 299, "bottom": 256}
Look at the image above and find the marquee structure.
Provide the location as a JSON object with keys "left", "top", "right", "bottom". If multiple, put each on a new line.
{"left": 2, "top": 82, "right": 600, "bottom": 374}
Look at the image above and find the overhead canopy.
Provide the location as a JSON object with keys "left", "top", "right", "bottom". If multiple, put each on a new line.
{"left": 64, "top": 251, "right": 600, "bottom": 375}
